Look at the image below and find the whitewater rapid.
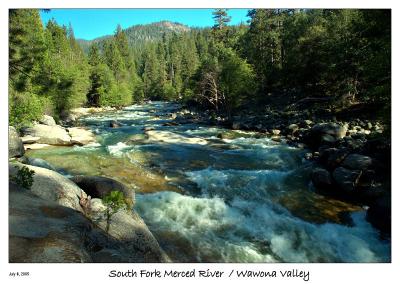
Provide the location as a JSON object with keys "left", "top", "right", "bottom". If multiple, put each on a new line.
{"left": 26, "top": 101, "right": 390, "bottom": 262}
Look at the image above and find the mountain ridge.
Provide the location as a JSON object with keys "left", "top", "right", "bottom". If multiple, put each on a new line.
{"left": 77, "top": 20, "right": 191, "bottom": 52}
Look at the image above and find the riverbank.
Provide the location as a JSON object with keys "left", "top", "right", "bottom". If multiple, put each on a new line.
{"left": 8, "top": 110, "right": 171, "bottom": 263}
{"left": 166, "top": 103, "right": 391, "bottom": 236}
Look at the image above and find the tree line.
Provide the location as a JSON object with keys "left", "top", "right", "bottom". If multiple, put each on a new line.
{"left": 9, "top": 9, "right": 390, "bottom": 128}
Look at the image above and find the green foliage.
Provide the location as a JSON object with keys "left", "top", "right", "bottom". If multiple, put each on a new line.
{"left": 9, "top": 9, "right": 390, "bottom": 127}
{"left": 218, "top": 47, "right": 256, "bottom": 113}
{"left": 11, "top": 166, "right": 35, "bottom": 190}
{"left": 9, "top": 10, "right": 90, "bottom": 125}
{"left": 194, "top": 43, "right": 256, "bottom": 115}
{"left": 212, "top": 9, "right": 232, "bottom": 43}
{"left": 243, "top": 9, "right": 390, "bottom": 109}
{"left": 9, "top": 9, "right": 46, "bottom": 92}
{"left": 102, "top": 190, "right": 127, "bottom": 233}
{"left": 132, "top": 79, "right": 145, "bottom": 102}
{"left": 9, "top": 90, "right": 44, "bottom": 128}
{"left": 102, "top": 190, "right": 126, "bottom": 212}
{"left": 163, "top": 82, "right": 178, "bottom": 100}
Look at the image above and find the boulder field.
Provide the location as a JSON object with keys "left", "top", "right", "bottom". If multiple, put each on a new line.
{"left": 15, "top": 114, "right": 96, "bottom": 149}
{"left": 168, "top": 108, "right": 391, "bottom": 236}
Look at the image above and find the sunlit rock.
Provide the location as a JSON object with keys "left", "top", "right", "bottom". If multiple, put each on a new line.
{"left": 68, "top": 127, "right": 96, "bottom": 145}
{"left": 9, "top": 126, "right": 25, "bottom": 158}
{"left": 146, "top": 130, "right": 208, "bottom": 145}
{"left": 22, "top": 124, "right": 72, "bottom": 145}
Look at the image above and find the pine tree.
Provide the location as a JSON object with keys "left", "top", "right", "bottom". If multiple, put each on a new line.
{"left": 103, "top": 39, "right": 126, "bottom": 82}
{"left": 212, "top": 9, "right": 231, "bottom": 43}
{"left": 9, "top": 9, "right": 46, "bottom": 92}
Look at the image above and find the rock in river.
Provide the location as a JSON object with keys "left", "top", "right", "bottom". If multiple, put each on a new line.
{"left": 126, "top": 133, "right": 148, "bottom": 144}
{"left": 332, "top": 166, "right": 362, "bottom": 193}
{"left": 110, "top": 120, "right": 121, "bottom": 128}
{"left": 22, "top": 124, "right": 72, "bottom": 145}
{"left": 67, "top": 127, "right": 96, "bottom": 146}
{"left": 312, "top": 122, "right": 348, "bottom": 139}
{"left": 341, "top": 154, "right": 372, "bottom": 170}
{"left": 146, "top": 130, "right": 208, "bottom": 145}
{"left": 9, "top": 126, "right": 25, "bottom": 158}
{"left": 366, "top": 194, "right": 391, "bottom": 235}
{"left": 305, "top": 122, "right": 348, "bottom": 149}
{"left": 311, "top": 168, "right": 333, "bottom": 190}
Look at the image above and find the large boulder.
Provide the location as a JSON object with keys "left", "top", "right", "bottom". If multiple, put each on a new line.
{"left": 22, "top": 157, "right": 57, "bottom": 172}
{"left": 231, "top": 122, "right": 240, "bottom": 130}
{"left": 146, "top": 130, "right": 208, "bottom": 145}
{"left": 319, "top": 147, "right": 349, "bottom": 170}
{"left": 9, "top": 181, "right": 169, "bottom": 263}
{"left": 217, "top": 130, "right": 255, "bottom": 140}
{"left": 326, "top": 149, "right": 349, "bottom": 170}
{"left": 306, "top": 122, "right": 348, "bottom": 149}
{"left": 341, "top": 154, "right": 372, "bottom": 170}
{"left": 287, "top": 124, "right": 299, "bottom": 133}
{"left": 67, "top": 127, "right": 96, "bottom": 145}
{"left": 70, "top": 176, "right": 135, "bottom": 208}
{"left": 60, "top": 110, "right": 78, "bottom": 125}
{"left": 109, "top": 120, "right": 121, "bottom": 128}
{"left": 22, "top": 124, "right": 72, "bottom": 145}
{"left": 311, "top": 168, "right": 333, "bottom": 190}
{"left": 39, "top": 115, "right": 56, "bottom": 126}
{"left": 9, "top": 182, "right": 92, "bottom": 263}
{"left": 126, "top": 133, "right": 148, "bottom": 145}
{"left": 366, "top": 194, "right": 391, "bottom": 235}
{"left": 20, "top": 135, "right": 40, "bottom": 144}
{"left": 332, "top": 166, "right": 362, "bottom": 193}
{"left": 89, "top": 198, "right": 170, "bottom": 262}
{"left": 312, "top": 122, "right": 348, "bottom": 139}
{"left": 9, "top": 163, "right": 85, "bottom": 213}
{"left": 9, "top": 126, "right": 25, "bottom": 158}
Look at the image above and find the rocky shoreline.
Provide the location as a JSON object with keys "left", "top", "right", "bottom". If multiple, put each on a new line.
{"left": 8, "top": 108, "right": 170, "bottom": 263}
{"left": 164, "top": 106, "right": 391, "bottom": 237}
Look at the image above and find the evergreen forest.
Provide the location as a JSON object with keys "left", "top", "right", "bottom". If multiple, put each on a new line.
{"left": 9, "top": 9, "right": 390, "bottom": 128}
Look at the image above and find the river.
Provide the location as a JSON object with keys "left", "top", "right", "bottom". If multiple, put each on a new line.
{"left": 26, "top": 101, "right": 390, "bottom": 262}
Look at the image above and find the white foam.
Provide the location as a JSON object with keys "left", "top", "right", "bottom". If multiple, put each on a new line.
{"left": 83, "top": 142, "right": 101, "bottom": 148}
{"left": 136, "top": 191, "right": 390, "bottom": 263}
{"left": 73, "top": 142, "right": 102, "bottom": 150}
{"left": 106, "top": 142, "right": 134, "bottom": 157}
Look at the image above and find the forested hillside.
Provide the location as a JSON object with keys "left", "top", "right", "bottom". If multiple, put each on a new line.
{"left": 77, "top": 20, "right": 190, "bottom": 53}
{"left": 9, "top": 9, "right": 390, "bottom": 129}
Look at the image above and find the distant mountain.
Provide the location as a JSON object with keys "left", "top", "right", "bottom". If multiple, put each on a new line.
{"left": 77, "top": 21, "right": 191, "bottom": 53}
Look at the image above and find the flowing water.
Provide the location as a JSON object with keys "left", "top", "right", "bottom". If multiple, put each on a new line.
{"left": 26, "top": 101, "right": 390, "bottom": 263}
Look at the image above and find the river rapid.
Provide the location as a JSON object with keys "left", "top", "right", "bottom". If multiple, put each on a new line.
{"left": 26, "top": 101, "right": 390, "bottom": 263}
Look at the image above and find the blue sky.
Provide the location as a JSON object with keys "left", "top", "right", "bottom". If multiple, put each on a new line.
{"left": 40, "top": 9, "right": 250, "bottom": 40}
